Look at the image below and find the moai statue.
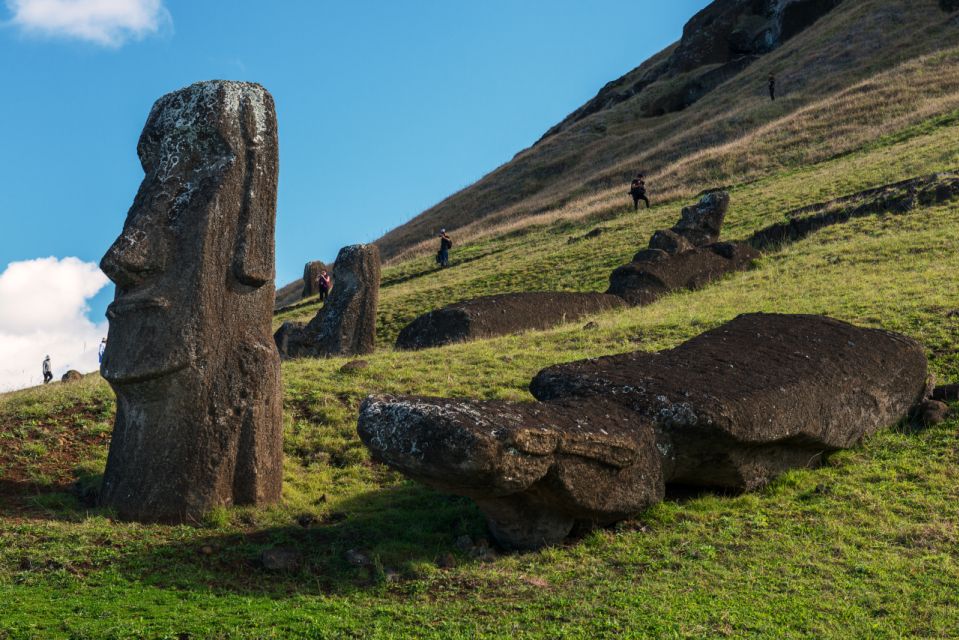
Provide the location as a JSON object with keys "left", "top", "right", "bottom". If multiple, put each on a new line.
{"left": 98, "top": 81, "right": 283, "bottom": 523}
{"left": 301, "top": 260, "right": 329, "bottom": 298}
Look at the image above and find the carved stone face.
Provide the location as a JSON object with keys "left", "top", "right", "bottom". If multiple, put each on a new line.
{"left": 99, "top": 82, "right": 276, "bottom": 385}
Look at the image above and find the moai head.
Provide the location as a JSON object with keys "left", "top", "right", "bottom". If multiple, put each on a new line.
{"left": 98, "top": 81, "right": 283, "bottom": 523}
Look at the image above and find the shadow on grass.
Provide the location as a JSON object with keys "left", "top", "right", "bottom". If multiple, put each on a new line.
{"left": 0, "top": 478, "right": 96, "bottom": 520}
{"left": 109, "top": 483, "right": 488, "bottom": 597}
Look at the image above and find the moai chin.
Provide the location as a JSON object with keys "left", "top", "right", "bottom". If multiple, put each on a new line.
{"left": 98, "top": 81, "right": 283, "bottom": 523}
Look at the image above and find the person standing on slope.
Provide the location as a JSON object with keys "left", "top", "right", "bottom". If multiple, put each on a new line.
{"left": 437, "top": 229, "right": 453, "bottom": 268}
{"left": 768, "top": 73, "right": 776, "bottom": 101}
{"left": 42, "top": 355, "right": 53, "bottom": 384}
{"left": 98, "top": 338, "right": 107, "bottom": 364}
{"left": 629, "top": 174, "right": 650, "bottom": 211}
{"left": 317, "top": 269, "right": 332, "bottom": 302}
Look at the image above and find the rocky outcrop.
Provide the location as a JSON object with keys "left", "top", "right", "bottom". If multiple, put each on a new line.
{"left": 359, "top": 313, "right": 927, "bottom": 549}
{"left": 61, "top": 370, "right": 82, "bottom": 383}
{"left": 275, "top": 244, "right": 380, "bottom": 358}
{"left": 98, "top": 81, "right": 283, "bottom": 524}
{"left": 395, "top": 292, "right": 626, "bottom": 351}
{"left": 608, "top": 191, "right": 757, "bottom": 305}
{"left": 301, "top": 261, "right": 330, "bottom": 298}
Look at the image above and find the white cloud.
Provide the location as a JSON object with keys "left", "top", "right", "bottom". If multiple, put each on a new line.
{"left": 0, "top": 257, "right": 109, "bottom": 392}
{"left": 5, "top": 0, "right": 171, "bottom": 47}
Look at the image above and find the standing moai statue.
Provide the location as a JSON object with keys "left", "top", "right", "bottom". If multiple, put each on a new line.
{"left": 274, "top": 244, "right": 380, "bottom": 358}
{"left": 98, "top": 81, "right": 283, "bottom": 523}
{"left": 301, "top": 260, "right": 329, "bottom": 298}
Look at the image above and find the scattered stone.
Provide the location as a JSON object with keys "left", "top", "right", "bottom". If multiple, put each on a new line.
{"left": 60, "top": 370, "right": 82, "bottom": 383}
{"left": 198, "top": 545, "right": 214, "bottom": 556}
{"left": 301, "top": 261, "right": 330, "bottom": 298}
{"left": 918, "top": 399, "right": 951, "bottom": 427}
{"left": 345, "top": 548, "right": 371, "bottom": 567}
{"left": 296, "top": 513, "right": 317, "bottom": 528}
{"left": 396, "top": 292, "right": 625, "bottom": 350}
{"left": 98, "top": 81, "right": 283, "bottom": 524}
{"left": 261, "top": 548, "right": 301, "bottom": 571}
{"left": 359, "top": 313, "right": 928, "bottom": 550}
{"left": 932, "top": 384, "right": 959, "bottom": 402}
{"left": 339, "top": 360, "right": 370, "bottom": 373}
{"left": 275, "top": 244, "right": 381, "bottom": 358}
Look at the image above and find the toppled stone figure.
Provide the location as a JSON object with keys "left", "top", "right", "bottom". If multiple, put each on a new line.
{"left": 275, "top": 244, "right": 380, "bottom": 358}
{"left": 359, "top": 313, "right": 928, "bottom": 549}
{"left": 396, "top": 292, "right": 625, "bottom": 351}
{"left": 608, "top": 191, "right": 758, "bottom": 305}
{"left": 98, "top": 81, "right": 283, "bottom": 523}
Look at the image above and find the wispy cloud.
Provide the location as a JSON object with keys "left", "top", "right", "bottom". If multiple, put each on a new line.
{"left": 5, "top": 0, "right": 172, "bottom": 47}
{"left": 0, "top": 257, "right": 109, "bottom": 391}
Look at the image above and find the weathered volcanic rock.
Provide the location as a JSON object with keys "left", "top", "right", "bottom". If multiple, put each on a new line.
{"left": 358, "top": 395, "right": 663, "bottom": 550}
{"left": 395, "top": 292, "right": 626, "bottom": 350}
{"left": 275, "top": 244, "right": 380, "bottom": 358}
{"left": 648, "top": 229, "right": 694, "bottom": 255}
{"left": 531, "top": 313, "right": 928, "bottom": 490}
{"left": 917, "top": 399, "right": 951, "bottom": 427}
{"left": 301, "top": 261, "right": 329, "bottom": 298}
{"left": 98, "top": 81, "right": 283, "bottom": 523}
{"left": 61, "top": 370, "right": 82, "bottom": 383}
{"left": 608, "top": 242, "right": 758, "bottom": 306}
{"left": 671, "top": 191, "right": 729, "bottom": 247}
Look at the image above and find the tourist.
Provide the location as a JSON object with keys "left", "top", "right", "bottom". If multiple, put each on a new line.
{"left": 768, "top": 73, "right": 776, "bottom": 101}
{"left": 98, "top": 338, "right": 107, "bottom": 364}
{"left": 629, "top": 174, "right": 650, "bottom": 211}
{"left": 437, "top": 229, "right": 453, "bottom": 268}
{"left": 42, "top": 355, "right": 52, "bottom": 384}
{"left": 317, "top": 269, "right": 332, "bottom": 302}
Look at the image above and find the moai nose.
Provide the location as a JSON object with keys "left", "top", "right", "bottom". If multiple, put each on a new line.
{"left": 100, "top": 228, "right": 154, "bottom": 289}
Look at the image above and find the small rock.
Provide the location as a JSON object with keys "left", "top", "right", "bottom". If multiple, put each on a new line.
{"left": 437, "top": 553, "right": 456, "bottom": 569}
{"left": 345, "top": 548, "right": 371, "bottom": 567}
{"left": 919, "top": 399, "right": 951, "bottom": 427}
{"left": 340, "top": 360, "right": 370, "bottom": 373}
{"left": 198, "top": 545, "right": 215, "bottom": 556}
{"left": 932, "top": 384, "right": 959, "bottom": 402}
{"left": 296, "top": 513, "right": 316, "bottom": 528}
{"left": 60, "top": 370, "right": 83, "bottom": 383}
{"left": 453, "top": 534, "right": 473, "bottom": 552}
{"left": 261, "top": 548, "right": 301, "bottom": 571}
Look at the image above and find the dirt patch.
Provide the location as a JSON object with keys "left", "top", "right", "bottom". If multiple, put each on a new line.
{"left": 395, "top": 292, "right": 626, "bottom": 350}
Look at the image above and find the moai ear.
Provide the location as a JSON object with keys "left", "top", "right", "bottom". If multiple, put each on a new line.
{"left": 233, "top": 89, "right": 278, "bottom": 289}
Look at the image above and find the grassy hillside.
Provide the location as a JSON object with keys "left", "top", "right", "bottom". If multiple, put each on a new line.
{"left": 1, "top": 85, "right": 958, "bottom": 636}
{"left": 375, "top": 0, "right": 959, "bottom": 262}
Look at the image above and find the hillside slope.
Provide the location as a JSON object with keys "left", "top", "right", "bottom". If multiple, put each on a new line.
{"left": 374, "top": 0, "right": 958, "bottom": 262}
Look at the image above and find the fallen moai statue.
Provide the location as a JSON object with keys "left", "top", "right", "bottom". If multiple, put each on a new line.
{"left": 359, "top": 313, "right": 928, "bottom": 550}
{"left": 608, "top": 191, "right": 759, "bottom": 305}
{"left": 275, "top": 244, "right": 380, "bottom": 358}
{"left": 99, "top": 81, "right": 283, "bottom": 523}
{"left": 395, "top": 292, "right": 625, "bottom": 350}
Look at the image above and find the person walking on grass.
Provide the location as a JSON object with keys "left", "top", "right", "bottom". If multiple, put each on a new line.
{"left": 42, "top": 355, "right": 52, "bottom": 384}
{"left": 768, "top": 73, "right": 776, "bottom": 101}
{"left": 317, "top": 269, "right": 332, "bottom": 302}
{"left": 437, "top": 229, "right": 453, "bottom": 268}
{"left": 629, "top": 173, "right": 650, "bottom": 211}
{"left": 98, "top": 338, "right": 107, "bottom": 364}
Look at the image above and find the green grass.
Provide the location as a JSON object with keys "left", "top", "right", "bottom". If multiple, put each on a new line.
{"left": 3, "top": 80, "right": 959, "bottom": 640}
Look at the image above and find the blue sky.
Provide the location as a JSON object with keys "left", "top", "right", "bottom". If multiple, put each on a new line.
{"left": 0, "top": 0, "right": 708, "bottom": 388}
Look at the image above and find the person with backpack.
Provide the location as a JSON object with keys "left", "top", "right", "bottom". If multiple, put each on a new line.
{"left": 437, "top": 229, "right": 453, "bottom": 268}
{"left": 42, "top": 355, "right": 52, "bottom": 384}
{"left": 629, "top": 174, "right": 650, "bottom": 211}
{"left": 317, "top": 269, "right": 332, "bottom": 302}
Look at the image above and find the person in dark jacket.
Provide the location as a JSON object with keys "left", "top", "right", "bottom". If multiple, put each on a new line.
{"left": 629, "top": 174, "right": 650, "bottom": 210}
{"left": 768, "top": 73, "right": 776, "bottom": 101}
{"left": 317, "top": 269, "right": 332, "bottom": 302}
{"left": 437, "top": 229, "right": 453, "bottom": 268}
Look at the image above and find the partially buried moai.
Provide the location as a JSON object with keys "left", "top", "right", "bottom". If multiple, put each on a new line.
{"left": 98, "top": 81, "right": 283, "bottom": 523}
